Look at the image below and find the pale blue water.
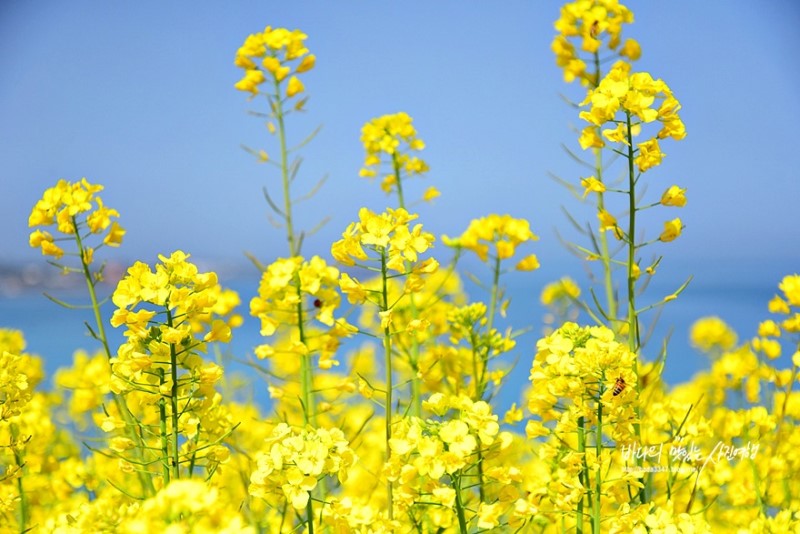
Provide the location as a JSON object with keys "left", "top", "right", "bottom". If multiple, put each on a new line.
{"left": 1, "top": 258, "right": 796, "bottom": 413}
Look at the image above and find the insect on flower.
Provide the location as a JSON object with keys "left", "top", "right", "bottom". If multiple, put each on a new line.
{"left": 313, "top": 298, "right": 323, "bottom": 308}
{"left": 589, "top": 20, "right": 600, "bottom": 39}
{"left": 612, "top": 375, "right": 626, "bottom": 396}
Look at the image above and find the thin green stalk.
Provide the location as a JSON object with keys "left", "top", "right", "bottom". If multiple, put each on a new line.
{"left": 380, "top": 247, "right": 394, "bottom": 519}
{"left": 593, "top": 400, "right": 603, "bottom": 534}
{"left": 72, "top": 216, "right": 155, "bottom": 496}
{"left": 576, "top": 415, "right": 586, "bottom": 534}
{"left": 588, "top": 52, "right": 618, "bottom": 330}
{"left": 273, "top": 77, "right": 297, "bottom": 257}
{"left": 158, "top": 367, "right": 170, "bottom": 483}
{"left": 167, "top": 309, "right": 181, "bottom": 481}
{"left": 486, "top": 255, "right": 502, "bottom": 337}
{"left": 11, "top": 425, "right": 28, "bottom": 534}
{"left": 624, "top": 112, "right": 638, "bottom": 355}
{"left": 305, "top": 496, "right": 315, "bottom": 534}
{"left": 454, "top": 471, "right": 469, "bottom": 534}
{"left": 624, "top": 112, "right": 646, "bottom": 505}
{"left": 391, "top": 153, "right": 422, "bottom": 418}
{"left": 594, "top": 165, "right": 617, "bottom": 324}
{"left": 294, "top": 281, "right": 314, "bottom": 425}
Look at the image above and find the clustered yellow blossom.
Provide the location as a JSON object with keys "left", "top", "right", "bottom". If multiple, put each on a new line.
{"left": 527, "top": 323, "right": 638, "bottom": 440}
{"left": 0, "top": 331, "right": 32, "bottom": 421}
{"left": 109, "top": 251, "right": 237, "bottom": 396}
{"left": 249, "top": 255, "right": 352, "bottom": 369}
{"left": 579, "top": 62, "right": 686, "bottom": 163}
{"left": 690, "top": 316, "right": 738, "bottom": 354}
{"left": 28, "top": 178, "right": 125, "bottom": 260}
{"left": 249, "top": 423, "right": 357, "bottom": 510}
{"left": 445, "top": 214, "right": 539, "bottom": 269}
{"left": 234, "top": 26, "right": 314, "bottom": 97}
{"left": 382, "top": 393, "right": 520, "bottom": 527}
{"left": 359, "top": 112, "right": 433, "bottom": 197}
{"left": 751, "top": 274, "right": 800, "bottom": 361}
{"left": 552, "top": 0, "right": 639, "bottom": 85}
{"left": 332, "top": 207, "right": 437, "bottom": 279}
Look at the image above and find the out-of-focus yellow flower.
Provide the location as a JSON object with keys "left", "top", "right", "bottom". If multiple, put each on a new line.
{"left": 234, "top": 26, "right": 313, "bottom": 97}
{"left": 552, "top": 0, "right": 636, "bottom": 85}
{"left": 359, "top": 112, "right": 429, "bottom": 198}
{"left": 450, "top": 214, "right": 538, "bottom": 263}
{"left": 690, "top": 316, "right": 738, "bottom": 353}
{"left": 540, "top": 277, "right": 581, "bottom": 306}
{"left": 779, "top": 274, "right": 800, "bottom": 306}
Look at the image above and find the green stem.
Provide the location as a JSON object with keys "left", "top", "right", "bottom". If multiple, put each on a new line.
{"left": 486, "top": 255, "right": 501, "bottom": 336}
{"left": 380, "top": 247, "right": 394, "bottom": 519}
{"left": 593, "top": 400, "right": 603, "bottom": 534}
{"left": 294, "top": 280, "right": 314, "bottom": 426}
{"left": 306, "top": 495, "right": 315, "bottom": 534}
{"left": 624, "top": 113, "right": 638, "bottom": 355}
{"left": 72, "top": 217, "right": 155, "bottom": 496}
{"left": 624, "top": 112, "right": 646, "bottom": 505}
{"left": 11, "top": 425, "right": 28, "bottom": 534}
{"left": 391, "top": 152, "right": 422, "bottom": 418}
{"left": 576, "top": 416, "right": 586, "bottom": 534}
{"left": 273, "top": 77, "right": 297, "bottom": 257}
{"left": 158, "top": 367, "right": 170, "bottom": 483}
{"left": 392, "top": 152, "right": 406, "bottom": 210}
{"left": 454, "top": 471, "right": 469, "bottom": 534}
{"left": 167, "top": 309, "right": 181, "bottom": 481}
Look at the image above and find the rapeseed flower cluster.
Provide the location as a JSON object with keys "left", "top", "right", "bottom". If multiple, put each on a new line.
{"left": 446, "top": 214, "right": 539, "bottom": 269}
{"left": 249, "top": 423, "right": 356, "bottom": 510}
{"left": 250, "top": 255, "right": 350, "bottom": 369}
{"left": 234, "top": 27, "right": 314, "bottom": 98}
{"left": 359, "top": 112, "right": 433, "bottom": 200}
{"left": 28, "top": 178, "right": 124, "bottom": 262}
{"left": 552, "top": 0, "right": 639, "bottom": 85}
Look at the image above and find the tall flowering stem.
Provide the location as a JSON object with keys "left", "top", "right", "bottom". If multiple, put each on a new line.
{"left": 445, "top": 214, "right": 540, "bottom": 401}
{"left": 235, "top": 28, "right": 323, "bottom": 449}
{"left": 110, "top": 251, "right": 238, "bottom": 484}
{"left": 360, "top": 112, "right": 433, "bottom": 417}
{"left": 553, "top": 0, "right": 641, "bottom": 328}
{"left": 332, "top": 207, "right": 437, "bottom": 520}
{"left": 249, "top": 256, "right": 347, "bottom": 425}
{"left": 578, "top": 62, "right": 688, "bottom": 505}
{"left": 26, "top": 178, "right": 159, "bottom": 494}
{"left": 527, "top": 324, "right": 639, "bottom": 530}
{"left": 234, "top": 26, "right": 316, "bottom": 257}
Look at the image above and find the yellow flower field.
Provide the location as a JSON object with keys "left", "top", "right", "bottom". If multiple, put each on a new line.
{"left": 3, "top": 1, "right": 799, "bottom": 532}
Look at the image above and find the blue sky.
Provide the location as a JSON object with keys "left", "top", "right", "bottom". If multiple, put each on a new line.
{"left": 2, "top": 1, "right": 799, "bottom": 280}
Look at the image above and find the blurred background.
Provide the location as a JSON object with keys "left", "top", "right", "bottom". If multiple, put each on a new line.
{"left": 1, "top": 1, "right": 798, "bottom": 400}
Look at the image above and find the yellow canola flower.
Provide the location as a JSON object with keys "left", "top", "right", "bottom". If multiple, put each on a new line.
{"left": 779, "top": 274, "right": 800, "bottom": 307}
{"left": 331, "top": 207, "right": 435, "bottom": 273}
{"left": 658, "top": 218, "right": 683, "bottom": 242}
{"left": 28, "top": 178, "right": 124, "bottom": 260}
{"left": 249, "top": 423, "right": 357, "bottom": 511}
{"left": 579, "top": 63, "right": 685, "bottom": 166}
{"left": 580, "top": 175, "right": 606, "bottom": 197}
{"left": 540, "top": 276, "right": 581, "bottom": 306}
{"left": 449, "top": 214, "right": 538, "bottom": 263}
{"left": 234, "top": 26, "right": 313, "bottom": 95}
{"left": 690, "top": 317, "right": 738, "bottom": 353}
{"left": 660, "top": 185, "right": 687, "bottom": 207}
{"left": 552, "top": 0, "right": 637, "bottom": 85}
{"left": 359, "top": 112, "right": 429, "bottom": 198}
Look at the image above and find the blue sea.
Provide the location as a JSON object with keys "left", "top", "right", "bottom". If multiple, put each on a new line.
{"left": 1, "top": 257, "right": 796, "bottom": 414}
